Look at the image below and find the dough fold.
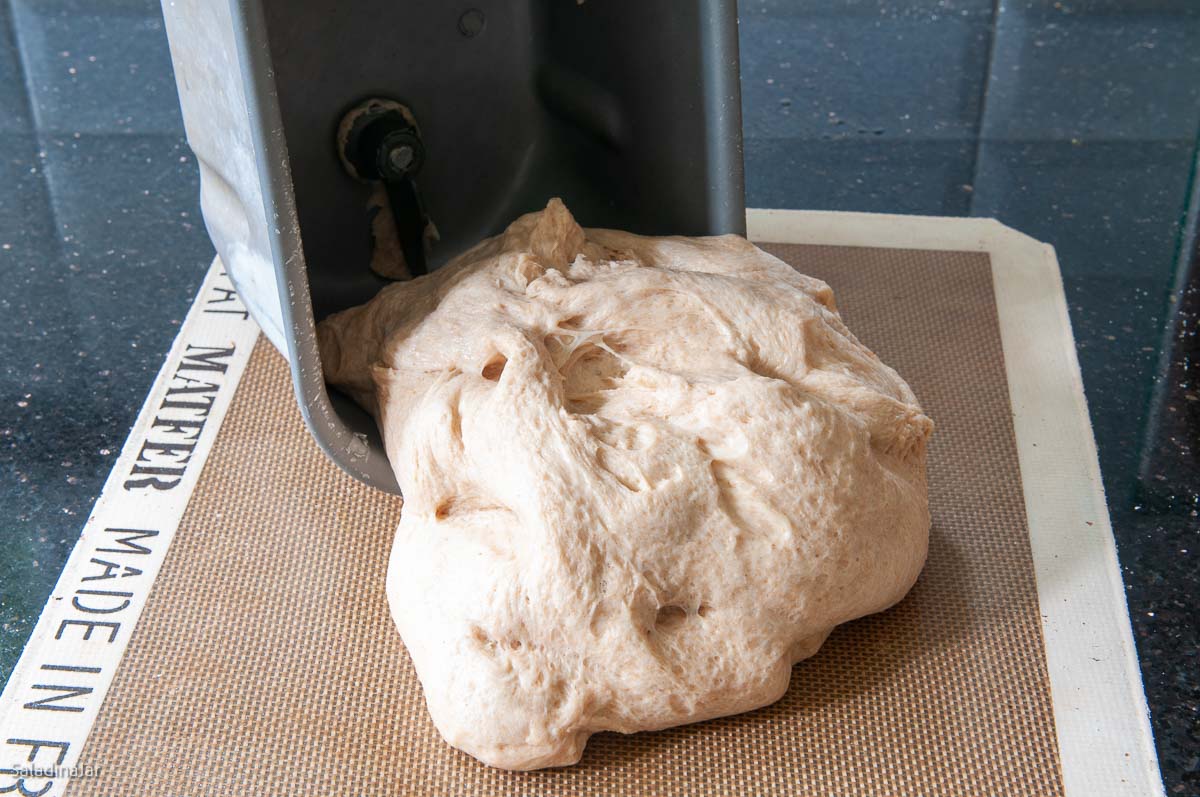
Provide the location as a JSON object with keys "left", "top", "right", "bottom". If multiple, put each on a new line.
{"left": 318, "top": 199, "right": 933, "bottom": 770}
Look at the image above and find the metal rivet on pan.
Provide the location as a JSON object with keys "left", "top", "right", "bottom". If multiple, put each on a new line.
{"left": 458, "top": 8, "right": 486, "bottom": 38}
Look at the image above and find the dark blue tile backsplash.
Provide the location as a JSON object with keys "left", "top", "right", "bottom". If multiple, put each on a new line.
{"left": 981, "top": 2, "right": 1200, "bottom": 142}
{"left": 9, "top": 0, "right": 183, "bottom": 134}
{"left": 0, "top": 3, "right": 32, "bottom": 133}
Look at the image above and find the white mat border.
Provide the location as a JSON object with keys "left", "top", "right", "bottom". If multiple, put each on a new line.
{"left": 0, "top": 211, "right": 1163, "bottom": 796}
{"left": 0, "top": 260, "right": 258, "bottom": 796}
{"left": 750, "top": 208, "right": 1163, "bottom": 797}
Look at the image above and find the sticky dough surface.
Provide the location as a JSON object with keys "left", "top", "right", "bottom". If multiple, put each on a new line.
{"left": 317, "top": 200, "right": 933, "bottom": 770}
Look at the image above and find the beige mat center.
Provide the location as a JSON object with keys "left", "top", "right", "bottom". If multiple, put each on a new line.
{"left": 69, "top": 244, "right": 1064, "bottom": 796}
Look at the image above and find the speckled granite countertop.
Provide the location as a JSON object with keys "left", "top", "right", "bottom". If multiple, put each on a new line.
{"left": 1, "top": 0, "right": 1196, "bottom": 792}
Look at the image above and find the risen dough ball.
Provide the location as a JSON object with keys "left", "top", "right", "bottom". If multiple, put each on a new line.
{"left": 318, "top": 199, "right": 933, "bottom": 770}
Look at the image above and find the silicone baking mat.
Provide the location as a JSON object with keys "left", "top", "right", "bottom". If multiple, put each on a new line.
{"left": 0, "top": 213, "right": 1162, "bottom": 796}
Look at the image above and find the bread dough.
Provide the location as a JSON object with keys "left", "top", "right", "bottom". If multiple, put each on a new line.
{"left": 317, "top": 199, "right": 933, "bottom": 770}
